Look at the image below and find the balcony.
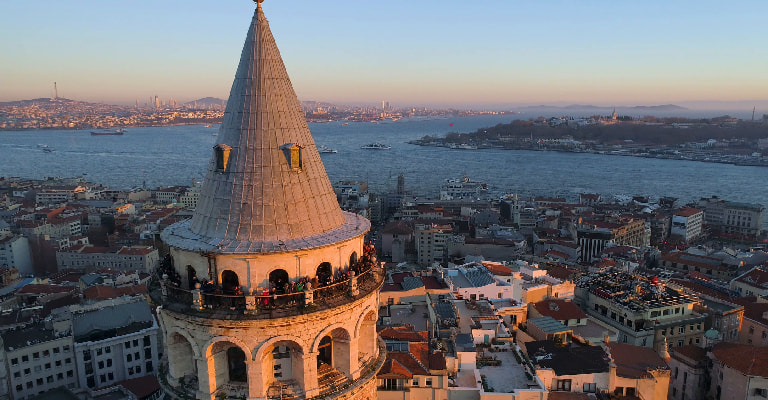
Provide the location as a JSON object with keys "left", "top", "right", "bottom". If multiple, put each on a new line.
{"left": 150, "top": 266, "right": 385, "bottom": 320}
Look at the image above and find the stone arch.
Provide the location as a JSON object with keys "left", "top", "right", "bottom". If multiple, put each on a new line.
{"left": 312, "top": 325, "right": 353, "bottom": 378}
{"left": 356, "top": 309, "right": 378, "bottom": 366}
{"left": 253, "top": 336, "right": 308, "bottom": 397}
{"left": 269, "top": 269, "right": 289, "bottom": 294}
{"left": 167, "top": 330, "right": 199, "bottom": 383}
{"left": 220, "top": 269, "right": 240, "bottom": 294}
{"left": 316, "top": 262, "right": 333, "bottom": 287}
{"left": 203, "top": 336, "right": 252, "bottom": 395}
{"left": 166, "top": 327, "right": 201, "bottom": 358}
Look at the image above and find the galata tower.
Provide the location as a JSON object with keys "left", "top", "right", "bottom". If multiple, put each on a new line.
{"left": 154, "top": 2, "right": 384, "bottom": 399}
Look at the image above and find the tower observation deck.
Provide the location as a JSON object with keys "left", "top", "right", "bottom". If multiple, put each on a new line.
{"left": 153, "top": 3, "right": 384, "bottom": 399}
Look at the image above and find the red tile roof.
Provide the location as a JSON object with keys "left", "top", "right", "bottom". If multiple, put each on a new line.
{"left": 16, "top": 284, "right": 76, "bottom": 295}
{"left": 670, "top": 345, "right": 707, "bottom": 363}
{"left": 712, "top": 342, "right": 768, "bottom": 377}
{"left": 674, "top": 208, "right": 703, "bottom": 217}
{"left": 531, "top": 299, "right": 587, "bottom": 321}
{"left": 735, "top": 267, "right": 768, "bottom": 288}
{"left": 482, "top": 262, "right": 514, "bottom": 276}
{"left": 742, "top": 302, "right": 768, "bottom": 326}
{"left": 82, "top": 284, "right": 147, "bottom": 301}
{"left": 606, "top": 342, "right": 668, "bottom": 379}
{"left": 117, "top": 246, "right": 155, "bottom": 256}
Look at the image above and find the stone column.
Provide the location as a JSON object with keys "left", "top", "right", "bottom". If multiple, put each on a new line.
{"left": 349, "top": 271, "right": 359, "bottom": 297}
{"left": 244, "top": 295, "right": 257, "bottom": 315}
{"left": 347, "top": 336, "right": 361, "bottom": 380}
{"left": 302, "top": 352, "right": 319, "bottom": 398}
{"left": 191, "top": 283, "right": 203, "bottom": 311}
{"left": 161, "top": 274, "right": 169, "bottom": 301}
{"left": 247, "top": 358, "right": 263, "bottom": 400}
{"left": 196, "top": 357, "right": 215, "bottom": 400}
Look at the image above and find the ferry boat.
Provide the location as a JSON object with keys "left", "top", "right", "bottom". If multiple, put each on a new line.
{"left": 317, "top": 145, "right": 338, "bottom": 154}
{"left": 360, "top": 142, "right": 391, "bottom": 150}
{"left": 90, "top": 128, "right": 125, "bottom": 136}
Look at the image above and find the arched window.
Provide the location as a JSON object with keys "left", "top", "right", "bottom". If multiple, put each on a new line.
{"left": 214, "top": 144, "right": 232, "bottom": 172}
{"left": 269, "top": 269, "right": 289, "bottom": 294}
{"left": 226, "top": 347, "right": 247, "bottom": 382}
{"left": 316, "top": 262, "right": 332, "bottom": 287}
{"left": 349, "top": 252, "right": 358, "bottom": 269}
{"left": 221, "top": 270, "right": 240, "bottom": 294}
{"left": 186, "top": 265, "right": 197, "bottom": 289}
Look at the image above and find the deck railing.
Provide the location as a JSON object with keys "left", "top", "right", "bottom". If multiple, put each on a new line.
{"left": 154, "top": 266, "right": 384, "bottom": 319}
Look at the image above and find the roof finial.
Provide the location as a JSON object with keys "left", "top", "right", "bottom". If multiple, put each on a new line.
{"left": 254, "top": 0, "right": 264, "bottom": 8}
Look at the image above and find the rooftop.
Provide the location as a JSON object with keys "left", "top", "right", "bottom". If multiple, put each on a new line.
{"left": 606, "top": 342, "right": 669, "bottom": 379}
{"left": 525, "top": 340, "right": 610, "bottom": 376}
{"left": 528, "top": 316, "right": 571, "bottom": 334}
{"left": 711, "top": 342, "right": 768, "bottom": 377}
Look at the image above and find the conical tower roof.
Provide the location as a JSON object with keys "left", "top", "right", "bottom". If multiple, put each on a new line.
{"left": 162, "top": 3, "right": 367, "bottom": 254}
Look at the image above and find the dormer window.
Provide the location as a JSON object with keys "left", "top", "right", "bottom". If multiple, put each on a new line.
{"left": 280, "top": 143, "right": 303, "bottom": 171}
{"left": 214, "top": 144, "right": 232, "bottom": 172}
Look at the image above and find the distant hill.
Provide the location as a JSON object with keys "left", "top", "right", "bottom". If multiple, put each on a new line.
{"left": 523, "top": 104, "right": 688, "bottom": 111}
{"left": 0, "top": 98, "right": 81, "bottom": 107}
{"left": 184, "top": 97, "right": 226, "bottom": 107}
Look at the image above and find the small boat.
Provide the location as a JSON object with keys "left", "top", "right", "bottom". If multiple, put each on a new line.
{"left": 317, "top": 145, "right": 338, "bottom": 154}
{"left": 204, "top": 124, "right": 213, "bottom": 128}
{"left": 361, "top": 142, "right": 391, "bottom": 150}
{"left": 43, "top": 147, "right": 55, "bottom": 153}
{"left": 342, "top": 123, "right": 349, "bottom": 126}
{"left": 91, "top": 128, "right": 125, "bottom": 136}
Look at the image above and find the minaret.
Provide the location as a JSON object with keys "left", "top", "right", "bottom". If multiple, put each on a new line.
{"left": 156, "top": 2, "right": 383, "bottom": 399}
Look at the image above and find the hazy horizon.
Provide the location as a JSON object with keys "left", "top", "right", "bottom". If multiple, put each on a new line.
{"left": 2, "top": 1, "right": 767, "bottom": 111}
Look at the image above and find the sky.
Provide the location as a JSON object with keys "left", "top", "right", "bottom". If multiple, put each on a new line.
{"left": 1, "top": 0, "right": 767, "bottom": 110}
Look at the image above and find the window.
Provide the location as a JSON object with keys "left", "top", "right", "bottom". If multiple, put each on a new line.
{"left": 555, "top": 379, "right": 572, "bottom": 391}
{"left": 44, "top": 363, "right": 51, "bottom": 370}
{"left": 83, "top": 350, "right": 91, "bottom": 361}
{"left": 108, "top": 372, "right": 114, "bottom": 380}
{"left": 42, "top": 350, "right": 50, "bottom": 357}
{"left": 105, "top": 346, "right": 111, "bottom": 354}
{"left": 412, "top": 378, "right": 419, "bottom": 386}
{"left": 36, "top": 378, "right": 43, "bottom": 385}
{"left": 128, "top": 367, "right": 134, "bottom": 376}
{"left": 67, "top": 370, "right": 73, "bottom": 378}
{"left": 98, "top": 361, "right": 104, "bottom": 369}
{"left": 107, "top": 359, "right": 112, "bottom": 367}
{"left": 135, "top": 351, "right": 140, "bottom": 360}
{"left": 33, "top": 352, "right": 40, "bottom": 360}
{"left": 62, "top": 345, "right": 70, "bottom": 352}
{"left": 753, "top": 388, "right": 767, "bottom": 398}
{"left": 679, "top": 326, "right": 685, "bottom": 334}
{"left": 145, "top": 361, "right": 153, "bottom": 373}
{"left": 143, "top": 336, "right": 151, "bottom": 347}
{"left": 127, "top": 354, "right": 132, "bottom": 362}
{"left": 53, "top": 348, "right": 60, "bottom": 354}
{"left": 34, "top": 366, "right": 41, "bottom": 373}
{"left": 26, "top": 382, "right": 32, "bottom": 389}
{"left": 11, "top": 358, "right": 18, "bottom": 365}
{"left": 55, "top": 360, "right": 61, "bottom": 367}
{"left": 214, "top": 144, "right": 232, "bottom": 171}
{"left": 56, "top": 373, "right": 63, "bottom": 380}
{"left": 125, "top": 342, "right": 131, "bottom": 349}
{"left": 425, "top": 378, "right": 432, "bottom": 387}
{"left": 144, "top": 348, "right": 152, "bottom": 359}
{"left": 24, "top": 368, "right": 30, "bottom": 375}
{"left": 583, "top": 382, "right": 596, "bottom": 393}
{"left": 96, "top": 348, "right": 102, "bottom": 356}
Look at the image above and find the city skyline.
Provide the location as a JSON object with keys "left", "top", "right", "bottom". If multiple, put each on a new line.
{"left": 2, "top": 0, "right": 767, "bottom": 110}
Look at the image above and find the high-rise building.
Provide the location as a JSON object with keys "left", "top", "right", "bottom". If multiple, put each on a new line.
{"left": 155, "top": 3, "right": 384, "bottom": 399}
